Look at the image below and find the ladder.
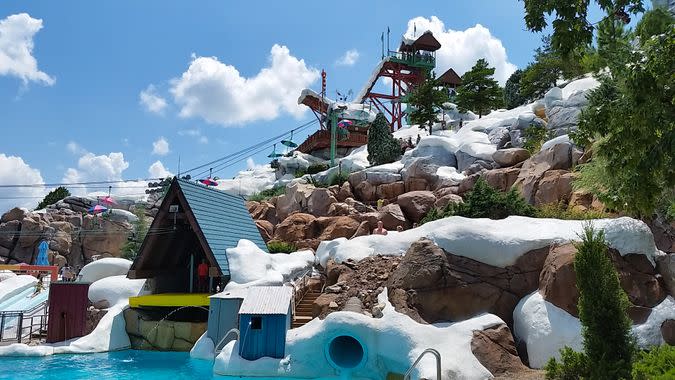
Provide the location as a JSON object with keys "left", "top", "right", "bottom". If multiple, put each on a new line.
{"left": 403, "top": 348, "right": 441, "bottom": 380}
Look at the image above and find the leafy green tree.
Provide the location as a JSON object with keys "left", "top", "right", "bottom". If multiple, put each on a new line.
{"left": 36, "top": 186, "right": 70, "bottom": 210}
{"left": 634, "top": 7, "right": 675, "bottom": 43}
{"left": 121, "top": 205, "right": 149, "bottom": 260}
{"left": 632, "top": 345, "right": 675, "bottom": 380}
{"left": 596, "top": 16, "right": 631, "bottom": 69}
{"left": 407, "top": 76, "right": 450, "bottom": 134}
{"left": 503, "top": 69, "right": 526, "bottom": 109}
{"left": 545, "top": 225, "right": 636, "bottom": 380}
{"left": 367, "top": 113, "right": 401, "bottom": 166}
{"left": 574, "top": 26, "right": 675, "bottom": 217}
{"left": 455, "top": 59, "right": 502, "bottom": 118}
{"left": 522, "top": 0, "right": 645, "bottom": 56}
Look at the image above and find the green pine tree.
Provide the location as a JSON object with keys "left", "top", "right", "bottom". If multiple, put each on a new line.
{"left": 367, "top": 113, "right": 401, "bottom": 166}
{"left": 596, "top": 16, "right": 631, "bottom": 70}
{"left": 455, "top": 59, "right": 503, "bottom": 118}
{"left": 121, "top": 205, "right": 149, "bottom": 260}
{"left": 36, "top": 186, "right": 71, "bottom": 210}
{"left": 503, "top": 69, "right": 526, "bottom": 109}
{"left": 575, "top": 224, "right": 636, "bottom": 379}
{"left": 407, "top": 75, "right": 450, "bottom": 134}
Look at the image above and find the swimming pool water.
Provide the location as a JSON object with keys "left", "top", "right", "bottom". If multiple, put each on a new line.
{"left": 0, "top": 350, "right": 214, "bottom": 380}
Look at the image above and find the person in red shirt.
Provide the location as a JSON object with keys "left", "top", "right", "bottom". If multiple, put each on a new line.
{"left": 197, "top": 259, "right": 209, "bottom": 293}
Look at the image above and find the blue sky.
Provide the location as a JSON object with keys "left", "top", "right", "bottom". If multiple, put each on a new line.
{"left": 0, "top": 0, "right": 616, "bottom": 209}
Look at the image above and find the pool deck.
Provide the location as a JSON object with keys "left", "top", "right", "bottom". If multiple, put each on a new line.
{"left": 128, "top": 293, "right": 210, "bottom": 308}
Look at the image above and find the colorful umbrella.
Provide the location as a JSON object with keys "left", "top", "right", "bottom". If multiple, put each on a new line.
{"left": 199, "top": 178, "right": 218, "bottom": 186}
{"left": 88, "top": 205, "right": 108, "bottom": 214}
{"left": 100, "top": 195, "right": 116, "bottom": 205}
{"left": 337, "top": 119, "right": 353, "bottom": 128}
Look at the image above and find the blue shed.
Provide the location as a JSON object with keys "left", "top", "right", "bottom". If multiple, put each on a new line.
{"left": 238, "top": 286, "right": 293, "bottom": 360}
{"left": 207, "top": 288, "right": 248, "bottom": 352}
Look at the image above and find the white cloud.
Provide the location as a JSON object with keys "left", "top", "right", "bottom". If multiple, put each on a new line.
{"left": 0, "top": 153, "right": 46, "bottom": 212}
{"left": 178, "top": 129, "right": 208, "bottom": 144}
{"left": 139, "top": 84, "right": 167, "bottom": 114}
{"left": 62, "top": 151, "right": 148, "bottom": 198}
{"left": 148, "top": 160, "right": 172, "bottom": 178}
{"left": 335, "top": 49, "right": 360, "bottom": 66}
{"left": 66, "top": 141, "right": 86, "bottom": 155}
{"left": 170, "top": 44, "right": 319, "bottom": 126}
{"left": 403, "top": 16, "right": 517, "bottom": 85}
{"left": 152, "top": 137, "right": 169, "bottom": 156}
{"left": 0, "top": 13, "right": 54, "bottom": 85}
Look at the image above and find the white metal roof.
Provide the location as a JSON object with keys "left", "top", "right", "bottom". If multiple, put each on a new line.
{"left": 209, "top": 287, "right": 249, "bottom": 300}
{"left": 238, "top": 286, "right": 293, "bottom": 315}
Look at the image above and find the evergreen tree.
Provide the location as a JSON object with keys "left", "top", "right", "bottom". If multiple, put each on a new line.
{"left": 407, "top": 75, "right": 450, "bottom": 134}
{"left": 367, "top": 113, "right": 401, "bottom": 166}
{"left": 121, "top": 205, "right": 148, "bottom": 260}
{"left": 596, "top": 16, "right": 631, "bottom": 69}
{"left": 36, "top": 186, "right": 70, "bottom": 210}
{"left": 546, "top": 225, "right": 636, "bottom": 379}
{"left": 455, "top": 59, "right": 502, "bottom": 118}
{"left": 503, "top": 69, "right": 525, "bottom": 109}
{"left": 634, "top": 7, "right": 675, "bottom": 43}
{"left": 574, "top": 225, "right": 635, "bottom": 379}
{"left": 522, "top": 0, "right": 645, "bottom": 56}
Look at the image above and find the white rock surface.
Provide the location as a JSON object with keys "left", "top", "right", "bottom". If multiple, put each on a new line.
{"left": 78, "top": 258, "right": 133, "bottom": 283}
{"left": 0, "top": 275, "right": 37, "bottom": 305}
{"left": 88, "top": 275, "right": 148, "bottom": 308}
{"left": 190, "top": 332, "right": 216, "bottom": 360}
{"left": 316, "top": 216, "right": 661, "bottom": 268}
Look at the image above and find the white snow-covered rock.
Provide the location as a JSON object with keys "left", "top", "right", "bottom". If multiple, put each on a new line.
{"left": 513, "top": 291, "right": 583, "bottom": 369}
{"left": 0, "top": 275, "right": 37, "bottom": 305}
{"left": 541, "top": 134, "right": 571, "bottom": 151}
{"left": 316, "top": 216, "right": 661, "bottom": 268}
{"left": 88, "top": 275, "right": 147, "bottom": 308}
{"left": 79, "top": 258, "right": 132, "bottom": 283}
{"left": 214, "top": 289, "right": 502, "bottom": 379}
{"left": 544, "top": 87, "right": 563, "bottom": 110}
{"left": 0, "top": 270, "right": 17, "bottom": 282}
{"left": 435, "top": 166, "right": 465, "bottom": 186}
{"left": 514, "top": 292, "right": 675, "bottom": 369}
{"left": 224, "top": 239, "right": 315, "bottom": 290}
{"left": 0, "top": 302, "right": 131, "bottom": 356}
{"left": 190, "top": 332, "right": 216, "bottom": 360}
{"left": 215, "top": 165, "right": 277, "bottom": 198}
{"left": 561, "top": 76, "right": 600, "bottom": 100}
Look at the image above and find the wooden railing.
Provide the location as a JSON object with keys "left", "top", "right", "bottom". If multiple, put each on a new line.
{"left": 297, "top": 130, "right": 368, "bottom": 154}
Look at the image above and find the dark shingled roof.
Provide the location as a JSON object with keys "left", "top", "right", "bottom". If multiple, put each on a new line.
{"left": 438, "top": 68, "right": 462, "bottom": 87}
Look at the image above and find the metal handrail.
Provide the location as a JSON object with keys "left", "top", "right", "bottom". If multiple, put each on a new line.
{"left": 404, "top": 348, "right": 441, "bottom": 380}
{"left": 0, "top": 300, "right": 48, "bottom": 343}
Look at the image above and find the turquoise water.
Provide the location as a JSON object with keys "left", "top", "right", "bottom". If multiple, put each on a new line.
{"left": 0, "top": 350, "right": 214, "bottom": 380}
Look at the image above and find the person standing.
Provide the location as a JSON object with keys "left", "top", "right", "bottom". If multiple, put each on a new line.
{"left": 373, "top": 220, "right": 388, "bottom": 235}
{"left": 197, "top": 259, "right": 209, "bottom": 293}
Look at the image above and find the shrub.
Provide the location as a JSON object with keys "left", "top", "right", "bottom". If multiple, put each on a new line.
{"left": 545, "top": 346, "right": 589, "bottom": 380}
{"left": 328, "top": 171, "right": 349, "bottom": 187}
{"left": 420, "top": 178, "right": 535, "bottom": 224}
{"left": 523, "top": 124, "right": 554, "bottom": 154}
{"left": 306, "top": 163, "right": 329, "bottom": 175}
{"left": 632, "top": 345, "right": 675, "bottom": 380}
{"left": 267, "top": 241, "right": 296, "bottom": 253}
{"left": 36, "top": 186, "right": 70, "bottom": 210}
{"left": 367, "top": 113, "right": 401, "bottom": 166}
{"left": 121, "top": 205, "right": 148, "bottom": 260}
{"left": 535, "top": 202, "right": 609, "bottom": 220}
{"left": 248, "top": 186, "right": 285, "bottom": 202}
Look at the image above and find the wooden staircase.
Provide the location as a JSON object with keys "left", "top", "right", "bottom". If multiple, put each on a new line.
{"left": 292, "top": 290, "right": 321, "bottom": 329}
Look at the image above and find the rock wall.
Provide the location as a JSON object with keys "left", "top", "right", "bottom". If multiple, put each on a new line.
{"left": 123, "top": 308, "right": 206, "bottom": 351}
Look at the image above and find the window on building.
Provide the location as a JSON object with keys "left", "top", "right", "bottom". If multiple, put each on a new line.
{"left": 251, "top": 316, "right": 262, "bottom": 330}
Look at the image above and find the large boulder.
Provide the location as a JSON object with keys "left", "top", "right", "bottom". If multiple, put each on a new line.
{"left": 434, "top": 194, "right": 463, "bottom": 210}
{"left": 314, "top": 217, "right": 360, "bottom": 241}
{"left": 539, "top": 244, "right": 668, "bottom": 318}
{"left": 336, "top": 182, "right": 353, "bottom": 202}
{"left": 255, "top": 220, "right": 274, "bottom": 242}
{"left": 533, "top": 170, "right": 574, "bottom": 206}
{"left": 378, "top": 204, "right": 409, "bottom": 230}
{"left": 1, "top": 208, "right": 27, "bottom": 223}
{"left": 18, "top": 216, "right": 46, "bottom": 248}
{"left": 306, "top": 188, "right": 337, "bottom": 217}
{"left": 387, "top": 239, "right": 548, "bottom": 324}
{"left": 513, "top": 142, "right": 573, "bottom": 204}
{"left": 492, "top": 148, "right": 530, "bottom": 168}
{"left": 396, "top": 191, "right": 437, "bottom": 223}
{"left": 656, "top": 254, "right": 675, "bottom": 296}
{"left": 248, "top": 201, "right": 278, "bottom": 225}
{"left": 80, "top": 258, "right": 133, "bottom": 283}
{"left": 275, "top": 182, "right": 315, "bottom": 221}
{"left": 569, "top": 190, "right": 605, "bottom": 213}
{"left": 471, "top": 324, "right": 530, "bottom": 377}
{"left": 353, "top": 181, "right": 377, "bottom": 202}
{"left": 546, "top": 106, "right": 582, "bottom": 135}
{"left": 273, "top": 213, "right": 316, "bottom": 242}
{"left": 0, "top": 220, "right": 20, "bottom": 249}
{"left": 482, "top": 167, "right": 521, "bottom": 192}
{"left": 376, "top": 181, "right": 406, "bottom": 200}
{"left": 80, "top": 216, "right": 132, "bottom": 260}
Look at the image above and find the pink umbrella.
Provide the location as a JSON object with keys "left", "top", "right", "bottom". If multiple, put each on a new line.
{"left": 199, "top": 178, "right": 218, "bottom": 186}
{"left": 88, "top": 205, "right": 108, "bottom": 214}
{"left": 100, "top": 196, "right": 116, "bottom": 205}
